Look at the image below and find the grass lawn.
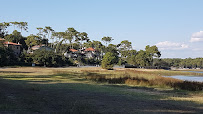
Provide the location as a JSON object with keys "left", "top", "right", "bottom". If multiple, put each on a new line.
{"left": 0, "top": 67, "right": 202, "bottom": 113}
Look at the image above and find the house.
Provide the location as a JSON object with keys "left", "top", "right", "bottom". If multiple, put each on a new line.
{"left": 64, "top": 47, "right": 100, "bottom": 60}
{"left": 31, "top": 45, "right": 53, "bottom": 51}
{"left": 84, "top": 47, "right": 96, "bottom": 59}
{"left": 0, "top": 38, "right": 22, "bottom": 56}
{"left": 30, "top": 44, "right": 53, "bottom": 53}
{"left": 64, "top": 49, "right": 79, "bottom": 59}
{"left": 84, "top": 47, "right": 100, "bottom": 59}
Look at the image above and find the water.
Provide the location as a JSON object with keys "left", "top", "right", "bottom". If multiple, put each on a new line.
{"left": 164, "top": 75, "right": 203, "bottom": 82}
{"left": 183, "top": 71, "right": 203, "bottom": 74}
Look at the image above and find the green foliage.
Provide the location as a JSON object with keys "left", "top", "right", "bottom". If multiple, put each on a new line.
{"left": 135, "top": 50, "right": 151, "bottom": 67}
{"left": 10, "top": 21, "right": 28, "bottom": 32}
{"left": 101, "top": 52, "right": 118, "bottom": 69}
{"left": 118, "top": 40, "right": 132, "bottom": 51}
{"left": 25, "top": 34, "right": 38, "bottom": 49}
{"left": 102, "top": 36, "right": 113, "bottom": 46}
{"left": 0, "top": 43, "right": 17, "bottom": 66}
{"left": 0, "top": 22, "right": 10, "bottom": 38}
{"left": 162, "top": 58, "right": 203, "bottom": 69}
{"left": 145, "top": 45, "right": 161, "bottom": 58}
{"left": 33, "top": 49, "right": 69, "bottom": 67}
{"left": 4, "top": 30, "right": 28, "bottom": 50}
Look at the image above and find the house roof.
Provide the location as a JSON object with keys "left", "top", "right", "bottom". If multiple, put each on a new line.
{"left": 0, "top": 38, "right": 5, "bottom": 41}
{"left": 32, "top": 45, "right": 41, "bottom": 50}
{"left": 31, "top": 45, "right": 49, "bottom": 50}
{"left": 69, "top": 49, "right": 78, "bottom": 52}
{"left": 84, "top": 47, "right": 95, "bottom": 51}
{"left": 4, "top": 41, "right": 21, "bottom": 45}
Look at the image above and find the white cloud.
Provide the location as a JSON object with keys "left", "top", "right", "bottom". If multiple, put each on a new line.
{"left": 190, "top": 31, "right": 203, "bottom": 42}
{"left": 155, "top": 41, "right": 189, "bottom": 50}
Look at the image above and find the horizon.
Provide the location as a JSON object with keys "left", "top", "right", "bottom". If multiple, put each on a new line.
{"left": 1, "top": 0, "right": 203, "bottom": 58}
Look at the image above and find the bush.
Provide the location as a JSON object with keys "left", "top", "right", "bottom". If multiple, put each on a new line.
{"left": 33, "top": 49, "right": 70, "bottom": 67}
{"left": 101, "top": 52, "right": 117, "bottom": 70}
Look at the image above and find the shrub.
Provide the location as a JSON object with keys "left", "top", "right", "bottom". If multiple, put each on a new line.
{"left": 101, "top": 52, "right": 117, "bottom": 70}
{"left": 84, "top": 71, "right": 203, "bottom": 91}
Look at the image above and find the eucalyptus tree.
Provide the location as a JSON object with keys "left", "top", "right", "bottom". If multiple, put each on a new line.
{"left": 101, "top": 36, "right": 113, "bottom": 46}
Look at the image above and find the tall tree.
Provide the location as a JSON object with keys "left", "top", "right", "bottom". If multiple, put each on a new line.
{"left": 118, "top": 40, "right": 132, "bottom": 60}
{"left": 66, "top": 27, "right": 78, "bottom": 48}
{"left": 78, "top": 32, "right": 89, "bottom": 49}
{"left": 10, "top": 21, "right": 19, "bottom": 31}
{"left": 43, "top": 26, "right": 54, "bottom": 46}
{"left": 102, "top": 36, "right": 113, "bottom": 46}
{"left": 145, "top": 45, "right": 161, "bottom": 58}
{"left": 25, "top": 34, "right": 38, "bottom": 51}
{"left": 0, "top": 22, "right": 10, "bottom": 37}
{"left": 145, "top": 45, "right": 161, "bottom": 66}
{"left": 16, "top": 22, "right": 28, "bottom": 33}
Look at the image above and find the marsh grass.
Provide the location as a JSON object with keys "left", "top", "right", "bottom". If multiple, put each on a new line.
{"left": 83, "top": 70, "right": 203, "bottom": 91}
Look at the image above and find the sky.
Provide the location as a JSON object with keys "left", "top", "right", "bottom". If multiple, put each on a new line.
{"left": 1, "top": 0, "right": 203, "bottom": 58}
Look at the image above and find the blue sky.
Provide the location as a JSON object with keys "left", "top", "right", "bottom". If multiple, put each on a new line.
{"left": 1, "top": 0, "right": 203, "bottom": 58}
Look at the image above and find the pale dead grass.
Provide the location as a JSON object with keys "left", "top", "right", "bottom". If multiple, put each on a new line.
{"left": 170, "top": 95, "right": 203, "bottom": 104}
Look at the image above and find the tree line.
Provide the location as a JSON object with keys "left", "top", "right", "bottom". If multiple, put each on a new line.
{"left": 0, "top": 21, "right": 202, "bottom": 69}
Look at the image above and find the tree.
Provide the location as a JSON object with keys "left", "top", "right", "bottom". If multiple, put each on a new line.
{"left": 127, "top": 55, "right": 138, "bottom": 66}
{"left": 101, "top": 52, "right": 117, "bottom": 70}
{"left": 10, "top": 21, "right": 19, "bottom": 30}
{"left": 25, "top": 34, "right": 38, "bottom": 51}
{"left": 43, "top": 26, "right": 54, "bottom": 47}
{"left": 0, "top": 43, "right": 16, "bottom": 66}
{"left": 126, "top": 50, "right": 137, "bottom": 65}
{"left": 119, "top": 40, "right": 132, "bottom": 51}
{"left": 33, "top": 49, "right": 66, "bottom": 67}
{"left": 145, "top": 45, "right": 161, "bottom": 58}
{"left": 4, "top": 30, "right": 28, "bottom": 50}
{"left": 18, "top": 22, "right": 28, "bottom": 33}
{"left": 135, "top": 50, "right": 150, "bottom": 67}
{"left": 78, "top": 32, "right": 89, "bottom": 49}
{"left": 66, "top": 27, "right": 79, "bottom": 48}
{"left": 102, "top": 36, "right": 113, "bottom": 46}
{"left": 118, "top": 40, "right": 132, "bottom": 61}
{"left": 0, "top": 22, "right": 10, "bottom": 38}
{"left": 105, "top": 44, "right": 119, "bottom": 56}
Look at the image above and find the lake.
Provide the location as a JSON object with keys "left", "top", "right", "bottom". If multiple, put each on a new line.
{"left": 164, "top": 75, "right": 203, "bottom": 82}
{"left": 183, "top": 71, "right": 203, "bottom": 74}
